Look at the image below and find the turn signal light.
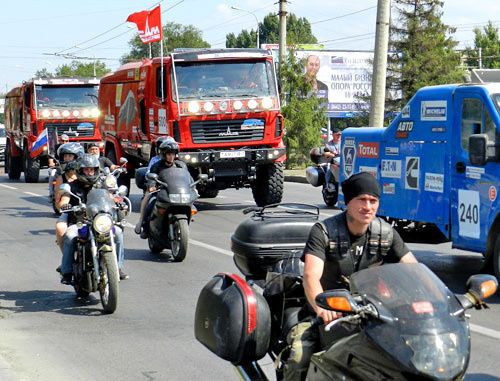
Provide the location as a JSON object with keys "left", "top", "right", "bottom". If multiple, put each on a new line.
{"left": 326, "top": 297, "right": 353, "bottom": 312}
{"left": 481, "top": 279, "right": 497, "bottom": 299}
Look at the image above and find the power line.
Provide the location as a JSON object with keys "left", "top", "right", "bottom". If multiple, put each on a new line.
{"left": 310, "top": 6, "right": 377, "bottom": 25}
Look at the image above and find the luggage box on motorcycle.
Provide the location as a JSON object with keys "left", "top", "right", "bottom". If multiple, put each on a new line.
{"left": 135, "top": 167, "right": 148, "bottom": 190}
{"left": 194, "top": 272, "right": 271, "bottom": 365}
{"left": 231, "top": 203, "right": 319, "bottom": 280}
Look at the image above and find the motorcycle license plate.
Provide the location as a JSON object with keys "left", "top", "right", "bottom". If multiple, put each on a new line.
{"left": 219, "top": 151, "right": 245, "bottom": 159}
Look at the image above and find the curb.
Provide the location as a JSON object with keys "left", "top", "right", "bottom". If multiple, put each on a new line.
{"left": 284, "top": 175, "right": 308, "bottom": 184}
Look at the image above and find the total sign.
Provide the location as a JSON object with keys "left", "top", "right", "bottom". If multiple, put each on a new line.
{"left": 357, "top": 142, "right": 379, "bottom": 158}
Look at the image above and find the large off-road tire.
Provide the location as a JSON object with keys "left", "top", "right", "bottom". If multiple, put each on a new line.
{"left": 492, "top": 235, "right": 500, "bottom": 285}
{"left": 99, "top": 251, "right": 119, "bottom": 314}
{"left": 196, "top": 184, "right": 219, "bottom": 198}
{"left": 251, "top": 163, "right": 284, "bottom": 207}
{"left": 5, "top": 143, "right": 22, "bottom": 179}
{"left": 170, "top": 218, "right": 189, "bottom": 262}
{"left": 23, "top": 145, "right": 40, "bottom": 183}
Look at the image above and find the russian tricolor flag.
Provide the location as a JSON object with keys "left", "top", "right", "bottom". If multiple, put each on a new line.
{"left": 30, "top": 128, "right": 48, "bottom": 158}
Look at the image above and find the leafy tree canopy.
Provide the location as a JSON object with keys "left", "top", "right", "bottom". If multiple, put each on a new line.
{"left": 226, "top": 13, "right": 317, "bottom": 48}
{"left": 34, "top": 61, "right": 111, "bottom": 78}
{"left": 121, "top": 22, "right": 210, "bottom": 63}
{"left": 464, "top": 21, "right": 500, "bottom": 69}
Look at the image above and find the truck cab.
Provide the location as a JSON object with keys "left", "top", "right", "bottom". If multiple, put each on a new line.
{"left": 340, "top": 81, "right": 500, "bottom": 278}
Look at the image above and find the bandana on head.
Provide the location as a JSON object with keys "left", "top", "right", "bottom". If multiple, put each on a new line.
{"left": 342, "top": 172, "right": 381, "bottom": 205}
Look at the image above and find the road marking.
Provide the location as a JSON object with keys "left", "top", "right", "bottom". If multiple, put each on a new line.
{"left": 190, "top": 238, "right": 233, "bottom": 257}
{"left": 470, "top": 323, "right": 500, "bottom": 340}
{"left": 0, "top": 184, "right": 17, "bottom": 190}
{"left": 23, "top": 191, "right": 41, "bottom": 197}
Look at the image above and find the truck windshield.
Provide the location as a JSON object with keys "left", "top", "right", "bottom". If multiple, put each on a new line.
{"left": 172, "top": 60, "right": 277, "bottom": 101}
{"left": 35, "top": 85, "right": 99, "bottom": 108}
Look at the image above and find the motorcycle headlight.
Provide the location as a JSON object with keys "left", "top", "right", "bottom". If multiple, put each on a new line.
{"left": 169, "top": 193, "right": 194, "bottom": 204}
{"left": 404, "top": 333, "right": 467, "bottom": 378}
{"left": 93, "top": 213, "right": 113, "bottom": 234}
{"left": 105, "top": 175, "right": 117, "bottom": 189}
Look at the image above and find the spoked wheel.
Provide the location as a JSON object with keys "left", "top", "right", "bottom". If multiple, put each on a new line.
{"left": 170, "top": 218, "right": 189, "bottom": 262}
{"left": 148, "top": 235, "right": 163, "bottom": 254}
{"left": 99, "top": 251, "right": 119, "bottom": 314}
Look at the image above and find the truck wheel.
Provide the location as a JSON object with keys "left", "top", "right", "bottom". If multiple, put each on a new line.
{"left": 23, "top": 145, "right": 40, "bottom": 183}
{"left": 492, "top": 235, "right": 500, "bottom": 283}
{"left": 197, "top": 184, "right": 219, "bottom": 198}
{"left": 5, "top": 143, "right": 22, "bottom": 179}
{"left": 251, "top": 163, "right": 284, "bottom": 207}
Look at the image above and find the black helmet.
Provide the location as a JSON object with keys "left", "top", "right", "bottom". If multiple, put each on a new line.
{"left": 57, "top": 142, "right": 84, "bottom": 171}
{"left": 155, "top": 137, "right": 166, "bottom": 150}
{"left": 75, "top": 153, "right": 100, "bottom": 185}
{"left": 158, "top": 139, "right": 179, "bottom": 160}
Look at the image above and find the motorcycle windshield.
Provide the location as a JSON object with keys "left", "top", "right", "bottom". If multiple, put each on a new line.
{"left": 86, "top": 189, "right": 115, "bottom": 218}
{"left": 350, "top": 263, "right": 469, "bottom": 379}
{"left": 158, "top": 167, "right": 194, "bottom": 202}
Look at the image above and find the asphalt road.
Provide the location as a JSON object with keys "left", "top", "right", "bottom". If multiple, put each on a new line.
{"left": 0, "top": 171, "right": 499, "bottom": 380}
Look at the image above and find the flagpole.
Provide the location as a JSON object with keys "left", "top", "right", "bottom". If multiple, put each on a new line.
{"left": 161, "top": 40, "right": 164, "bottom": 103}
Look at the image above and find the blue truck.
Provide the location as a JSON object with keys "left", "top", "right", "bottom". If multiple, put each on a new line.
{"left": 339, "top": 79, "right": 500, "bottom": 278}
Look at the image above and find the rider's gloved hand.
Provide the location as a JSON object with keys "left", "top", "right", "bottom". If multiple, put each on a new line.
{"left": 60, "top": 204, "right": 72, "bottom": 212}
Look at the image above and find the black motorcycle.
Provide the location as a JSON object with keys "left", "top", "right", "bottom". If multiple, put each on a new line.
{"left": 142, "top": 168, "right": 206, "bottom": 261}
{"left": 59, "top": 179, "right": 130, "bottom": 314}
{"left": 305, "top": 146, "right": 339, "bottom": 207}
{"left": 195, "top": 236, "right": 498, "bottom": 381}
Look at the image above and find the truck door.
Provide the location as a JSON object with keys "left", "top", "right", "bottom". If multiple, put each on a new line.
{"left": 450, "top": 90, "right": 500, "bottom": 251}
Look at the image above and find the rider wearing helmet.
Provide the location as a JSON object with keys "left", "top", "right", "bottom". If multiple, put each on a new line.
{"left": 146, "top": 136, "right": 170, "bottom": 174}
{"left": 54, "top": 143, "right": 84, "bottom": 253}
{"left": 135, "top": 137, "right": 187, "bottom": 237}
{"left": 87, "top": 142, "right": 118, "bottom": 171}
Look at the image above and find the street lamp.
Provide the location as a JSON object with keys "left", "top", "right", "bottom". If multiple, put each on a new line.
{"left": 231, "top": 6, "right": 259, "bottom": 49}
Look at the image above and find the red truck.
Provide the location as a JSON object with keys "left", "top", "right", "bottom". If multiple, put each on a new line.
{"left": 98, "top": 48, "right": 286, "bottom": 206}
{"left": 4, "top": 78, "right": 102, "bottom": 182}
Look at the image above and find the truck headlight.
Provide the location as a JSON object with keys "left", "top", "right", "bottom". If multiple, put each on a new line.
{"left": 188, "top": 101, "right": 200, "bottom": 113}
{"left": 93, "top": 213, "right": 113, "bottom": 234}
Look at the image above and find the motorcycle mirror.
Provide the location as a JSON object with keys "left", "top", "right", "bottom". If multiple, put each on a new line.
{"left": 103, "top": 167, "right": 111, "bottom": 175}
{"left": 59, "top": 183, "right": 72, "bottom": 196}
{"left": 466, "top": 274, "right": 498, "bottom": 300}
{"left": 119, "top": 157, "right": 128, "bottom": 165}
{"left": 146, "top": 172, "right": 159, "bottom": 181}
{"left": 118, "top": 185, "right": 128, "bottom": 197}
{"left": 198, "top": 173, "right": 208, "bottom": 182}
{"left": 315, "top": 289, "right": 359, "bottom": 313}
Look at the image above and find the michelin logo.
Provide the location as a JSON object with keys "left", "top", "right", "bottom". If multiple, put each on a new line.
{"left": 421, "top": 100, "right": 447, "bottom": 121}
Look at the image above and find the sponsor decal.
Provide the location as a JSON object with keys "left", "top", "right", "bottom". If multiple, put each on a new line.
{"left": 127, "top": 70, "right": 134, "bottom": 78}
{"left": 357, "top": 142, "right": 379, "bottom": 158}
{"left": 381, "top": 159, "right": 401, "bottom": 178}
{"left": 401, "top": 105, "right": 410, "bottom": 119}
{"left": 115, "top": 84, "right": 123, "bottom": 107}
{"left": 342, "top": 137, "right": 356, "bottom": 179}
{"left": 424, "top": 172, "right": 444, "bottom": 193}
{"left": 405, "top": 157, "right": 420, "bottom": 190}
{"left": 396, "top": 121, "right": 414, "bottom": 139}
{"left": 466, "top": 166, "right": 485, "bottom": 180}
{"left": 359, "top": 166, "right": 378, "bottom": 178}
{"left": 135, "top": 68, "right": 140, "bottom": 80}
{"left": 158, "top": 109, "right": 167, "bottom": 134}
{"left": 383, "top": 183, "right": 395, "bottom": 194}
{"left": 421, "top": 100, "right": 447, "bottom": 121}
{"left": 489, "top": 186, "right": 497, "bottom": 202}
{"left": 141, "top": 70, "right": 147, "bottom": 79}
{"left": 385, "top": 147, "right": 399, "bottom": 156}
{"left": 432, "top": 126, "right": 446, "bottom": 133}
{"left": 149, "top": 108, "right": 154, "bottom": 116}
{"left": 241, "top": 119, "right": 264, "bottom": 130}
{"left": 458, "top": 189, "right": 480, "bottom": 239}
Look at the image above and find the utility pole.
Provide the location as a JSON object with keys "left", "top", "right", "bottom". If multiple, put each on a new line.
{"left": 369, "top": 0, "right": 391, "bottom": 127}
{"left": 278, "top": 0, "right": 287, "bottom": 63}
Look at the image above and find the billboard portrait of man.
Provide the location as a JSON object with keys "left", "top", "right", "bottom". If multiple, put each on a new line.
{"left": 305, "top": 54, "right": 328, "bottom": 91}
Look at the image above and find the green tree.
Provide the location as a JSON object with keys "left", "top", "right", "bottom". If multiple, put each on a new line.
{"left": 54, "top": 60, "right": 111, "bottom": 77}
{"left": 226, "top": 13, "right": 317, "bottom": 48}
{"left": 122, "top": 22, "right": 210, "bottom": 63}
{"left": 279, "top": 50, "right": 327, "bottom": 167}
{"left": 389, "top": 0, "right": 463, "bottom": 106}
{"left": 464, "top": 21, "right": 500, "bottom": 69}
{"left": 34, "top": 68, "right": 54, "bottom": 79}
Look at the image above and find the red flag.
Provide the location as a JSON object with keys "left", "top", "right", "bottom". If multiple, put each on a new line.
{"left": 126, "top": 5, "right": 162, "bottom": 43}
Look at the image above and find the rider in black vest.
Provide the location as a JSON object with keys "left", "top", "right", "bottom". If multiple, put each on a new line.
{"left": 284, "top": 172, "right": 418, "bottom": 381}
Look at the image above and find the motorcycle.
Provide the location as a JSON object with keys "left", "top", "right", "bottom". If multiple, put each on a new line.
{"left": 142, "top": 168, "right": 206, "bottom": 261}
{"left": 305, "top": 146, "right": 339, "bottom": 207}
{"left": 59, "top": 172, "right": 131, "bottom": 314}
{"left": 195, "top": 204, "right": 498, "bottom": 380}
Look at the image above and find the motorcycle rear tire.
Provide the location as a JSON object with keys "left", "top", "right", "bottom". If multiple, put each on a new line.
{"left": 99, "top": 251, "right": 119, "bottom": 314}
{"left": 322, "top": 187, "right": 338, "bottom": 207}
{"left": 170, "top": 218, "right": 189, "bottom": 262}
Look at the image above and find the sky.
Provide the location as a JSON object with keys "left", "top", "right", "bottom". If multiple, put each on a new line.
{"left": 0, "top": 0, "right": 499, "bottom": 93}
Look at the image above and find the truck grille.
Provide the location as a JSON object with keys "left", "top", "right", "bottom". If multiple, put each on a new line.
{"left": 45, "top": 122, "right": 96, "bottom": 138}
{"left": 190, "top": 118, "right": 265, "bottom": 143}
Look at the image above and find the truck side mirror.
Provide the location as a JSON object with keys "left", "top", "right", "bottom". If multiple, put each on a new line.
{"left": 469, "top": 134, "right": 488, "bottom": 166}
